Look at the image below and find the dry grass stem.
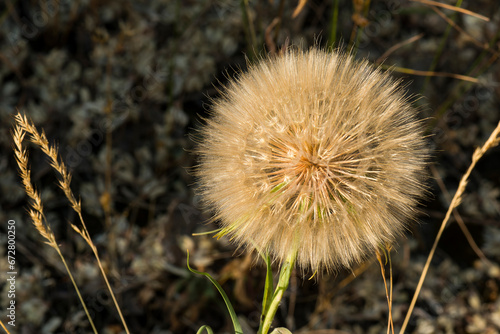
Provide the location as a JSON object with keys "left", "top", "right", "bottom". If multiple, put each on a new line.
{"left": 0, "top": 320, "right": 11, "bottom": 334}
{"left": 376, "top": 246, "right": 394, "bottom": 334}
{"left": 400, "top": 121, "right": 500, "bottom": 333}
{"left": 376, "top": 34, "right": 424, "bottom": 64}
{"left": 13, "top": 114, "right": 98, "bottom": 334}
{"left": 430, "top": 6, "right": 494, "bottom": 53}
{"left": 292, "top": 0, "right": 308, "bottom": 18}
{"left": 410, "top": 0, "right": 489, "bottom": 21}
{"left": 430, "top": 165, "right": 490, "bottom": 264}
{"left": 387, "top": 66, "right": 479, "bottom": 83}
{"left": 13, "top": 112, "right": 130, "bottom": 334}
{"left": 265, "top": 17, "right": 281, "bottom": 56}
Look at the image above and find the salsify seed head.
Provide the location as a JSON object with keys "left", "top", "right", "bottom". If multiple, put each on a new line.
{"left": 195, "top": 48, "right": 428, "bottom": 272}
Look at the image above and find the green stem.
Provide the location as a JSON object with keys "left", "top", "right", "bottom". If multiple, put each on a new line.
{"left": 241, "top": 0, "right": 257, "bottom": 59}
{"left": 196, "top": 325, "right": 214, "bottom": 334}
{"left": 258, "top": 251, "right": 297, "bottom": 334}
{"left": 259, "top": 253, "right": 274, "bottom": 330}
{"left": 328, "top": 0, "right": 340, "bottom": 49}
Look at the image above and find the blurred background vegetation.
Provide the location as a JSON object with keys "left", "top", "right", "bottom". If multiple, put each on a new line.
{"left": 0, "top": 0, "right": 500, "bottom": 333}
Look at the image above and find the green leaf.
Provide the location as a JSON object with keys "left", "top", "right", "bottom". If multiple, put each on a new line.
{"left": 192, "top": 228, "right": 222, "bottom": 236}
{"left": 187, "top": 250, "right": 243, "bottom": 334}
{"left": 260, "top": 253, "right": 274, "bottom": 324}
{"left": 196, "top": 325, "right": 214, "bottom": 334}
{"left": 258, "top": 251, "right": 297, "bottom": 334}
{"left": 271, "top": 181, "right": 288, "bottom": 193}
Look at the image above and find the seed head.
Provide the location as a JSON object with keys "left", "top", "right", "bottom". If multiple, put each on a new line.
{"left": 195, "top": 48, "right": 428, "bottom": 272}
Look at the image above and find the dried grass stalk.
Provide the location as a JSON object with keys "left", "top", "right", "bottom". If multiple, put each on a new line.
{"left": 12, "top": 113, "right": 98, "bottom": 334}
{"left": 13, "top": 112, "right": 130, "bottom": 334}
{"left": 400, "top": 121, "right": 500, "bottom": 333}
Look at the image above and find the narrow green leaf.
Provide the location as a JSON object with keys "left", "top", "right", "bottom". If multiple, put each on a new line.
{"left": 271, "top": 181, "right": 287, "bottom": 193}
{"left": 328, "top": 0, "right": 340, "bottom": 49}
{"left": 259, "top": 251, "right": 297, "bottom": 334}
{"left": 196, "top": 325, "right": 214, "bottom": 334}
{"left": 261, "top": 253, "right": 274, "bottom": 322}
{"left": 187, "top": 250, "right": 243, "bottom": 334}
{"left": 192, "top": 228, "right": 222, "bottom": 236}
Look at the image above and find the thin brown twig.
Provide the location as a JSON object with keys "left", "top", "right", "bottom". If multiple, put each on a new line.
{"left": 400, "top": 121, "right": 500, "bottom": 333}
{"left": 292, "top": 0, "right": 308, "bottom": 18}
{"left": 430, "top": 165, "right": 490, "bottom": 264}
{"left": 265, "top": 18, "right": 281, "bottom": 56}
{"left": 387, "top": 65, "right": 478, "bottom": 83}
{"left": 410, "top": 0, "right": 489, "bottom": 21}
{"left": 0, "top": 320, "right": 11, "bottom": 334}
{"left": 274, "top": 0, "right": 285, "bottom": 43}
{"left": 430, "top": 6, "right": 494, "bottom": 53}
{"left": 376, "top": 247, "right": 394, "bottom": 334}
{"left": 376, "top": 34, "right": 424, "bottom": 64}
{"left": 388, "top": 249, "right": 393, "bottom": 334}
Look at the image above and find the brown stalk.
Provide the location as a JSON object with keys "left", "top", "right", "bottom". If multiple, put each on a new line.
{"left": 430, "top": 165, "right": 490, "bottom": 264}
{"left": 376, "top": 34, "right": 424, "bottom": 64}
{"left": 410, "top": 0, "right": 489, "bottom": 21}
{"left": 387, "top": 65, "right": 478, "bottom": 83}
{"left": 400, "top": 121, "right": 500, "bottom": 333}
{"left": 0, "top": 319, "right": 11, "bottom": 334}
{"left": 265, "top": 17, "right": 281, "bottom": 56}
{"left": 377, "top": 245, "right": 394, "bottom": 334}
{"left": 430, "top": 6, "right": 494, "bottom": 53}
{"left": 292, "top": 0, "right": 308, "bottom": 18}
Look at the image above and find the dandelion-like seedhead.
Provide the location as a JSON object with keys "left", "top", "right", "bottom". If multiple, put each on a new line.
{"left": 196, "top": 48, "right": 428, "bottom": 272}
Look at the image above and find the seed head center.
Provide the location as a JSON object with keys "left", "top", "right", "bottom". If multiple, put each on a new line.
{"left": 294, "top": 154, "right": 326, "bottom": 180}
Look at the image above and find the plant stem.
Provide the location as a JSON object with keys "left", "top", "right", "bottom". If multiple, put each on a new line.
{"left": 0, "top": 319, "right": 11, "bottom": 334}
{"left": 399, "top": 122, "right": 500, "bottom": 333}
{"left": 187, "top": 251, "right": 244, "bottom": 334}
{"left": 55, "top": 246, "right": 98, "bottom": 334}
{"left": 241, "top": 0, "right": 257, "bottom": 58}
{"left": 259, "top": 253, "right": 274, "bottom": 330}
{"left": 77, "top": 211, "right": 131, "bottom": 334}
{"left": 421, "top": 0, "right": 463, "bottom": 95}
{"left": 258, "top": 251, "right": 297, "bottom": 334}
{"left": 328, "top": 0, "right": 340, "bottom": 49}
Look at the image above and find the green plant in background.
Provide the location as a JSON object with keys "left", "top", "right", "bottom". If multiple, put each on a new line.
{"left": 191, "top": 47, "right": 429, "bottom": 333}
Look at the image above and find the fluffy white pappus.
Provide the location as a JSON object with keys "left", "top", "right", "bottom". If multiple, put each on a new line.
{"left": 195, "top": 48, "right": 428, "bottom": 272}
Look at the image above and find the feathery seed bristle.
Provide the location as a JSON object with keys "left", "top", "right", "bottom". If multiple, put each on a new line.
{"left": 195, "top": 48, "right": 428, "bottom": 272}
